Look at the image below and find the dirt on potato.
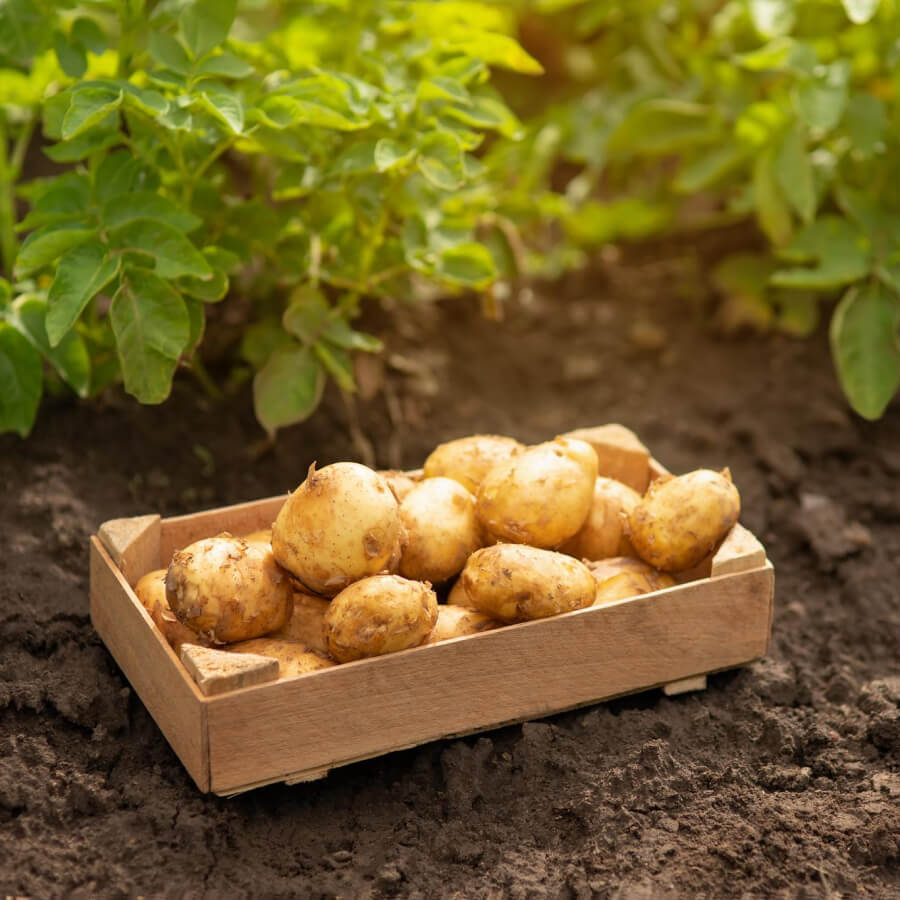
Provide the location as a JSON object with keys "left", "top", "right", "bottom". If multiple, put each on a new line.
{"left": 1, "top": 235, "right": 899, "bottom": 898}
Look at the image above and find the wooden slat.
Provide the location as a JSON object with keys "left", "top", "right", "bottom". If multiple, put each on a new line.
{"left": 711, "top": 523, "right": 767, "bottom": 577}
{"left": 648, "top": 456, "right": 671, "bottom": 482}
{"left": 159, "top": 495, "right": 287, "bottom": 566}
{"left": 89, "top": 538, "right": 210, "bottom": 792}
{"left": 663, "top": 674, "right": 707, "bottom": 696}
{"left": 206, "top": 563, "right": 774, "bottom": 794}
{"left": 98, "top": 514, "right": 161, "bottom": 588}
{"left": 180, "top": 645, "right": 279, "bottom": 696}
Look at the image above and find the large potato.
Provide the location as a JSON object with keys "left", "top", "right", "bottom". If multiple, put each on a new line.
{"left": 423, "top": 435, "right": 524, "bottom": 494}
{"left": 269, "top": 590, "right": 330, "bottom": 653}
{"left": 166, "top": 534, "right": 293, "bottom": 643}
{"left": 586, "top": 556, "right": 677, "bottom": 592}
{"left": 227, "top": 638, "right": 335, "bottom": 677}
{"left": 324, "top": 575, "right": 438, "bottom": 663}
{"left": 272, "top": 462, "right": 403, "bottom": 597}
{"left": 476, "top": 437, "right": 598, "bottom": 548}
{"left": 461, "top": 544, "right": 595, "bottom": 622}
{"left": 560, "top": 477, "right": 641, "bottom": 560}
{"left": 135, "top": 568, "right": 200, "bottom": 649}
{"left": 399, "top": 477, "right": 481, "bottom": 583}
{"left": 627, "top": 468, "right": 741, "bottom": 572}
{"left": 378, "top": 469, "right": 421, "bottom": 503}
{"left": 446, "top": 578, "right": 471, "bottom": 607}
{"left": 423, "top": 605, "right": 500, "bottom": 645}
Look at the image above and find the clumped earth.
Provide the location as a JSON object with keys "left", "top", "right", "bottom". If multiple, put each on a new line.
{"left": 1, "top": 243, "right": 899, "bottom": 898}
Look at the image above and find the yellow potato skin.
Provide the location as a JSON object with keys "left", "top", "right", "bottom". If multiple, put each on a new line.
{"left": 269, "top": 590, "right": 331, "bottom": 654}
{"left": 242, "top": 528, "right": 272, "bottom": 547}
{"left": 166, "top": 534, "right": 293, "bottom": 643}
{"left": 399, "top": 477, "right": 481, "bottom": 583}
{"left": 272, "top": 462, "right": 403, "bottom": 597}
{"left": 476, "top": 437, "right": 598, "bottom": 548}
{"left": 627, "top": 468, "right": 741, "bottom": 572}
{"left": 560, "top": 477, "right": 641, "bottom": 560}
{"left": 423, "top": 435, "right": 524, "bottom": 494}
{"left": 323, "top": 575, "right": 438, "bottom": 663}
{"left": 227, "top": 638, "right": 335, "bottom": 677}
{"left": 446, "top": 578, "right": 471, "bottom": 607}
{"left": 378, "top": 470, "right": 421, "bottom": 503}
{"left": 586, "top": 556, "right": 677, "bottom": 593}
{"left": 460, "top": 544, "right": 596, "bottom": 622}
{"left": 422, "top": 605, "right": 500, "bottom": 645}
{"left": 135, "top": 569, "right": 200, "bottom": 649}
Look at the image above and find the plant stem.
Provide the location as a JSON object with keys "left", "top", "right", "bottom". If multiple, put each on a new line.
{"left": 0, "top": 117, "right": 15, "bottom": 280}
{"left": 188, "top": 356, "right": 224, "bottom": 401}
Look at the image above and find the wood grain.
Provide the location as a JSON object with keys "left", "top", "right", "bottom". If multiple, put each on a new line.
{"left": 98, "top": 514, "right": 160, "bottom": 587}
{"left": 711, "top": 523, "right": 767, "bottom": 577}
{"left": 180, "top": 645, "right": 279, "bottom": 696}
{"left": 90, "top": 538, "right": 210, "bottom": 791}
{"left": 159, "top": 495, "right": 286, "bottom": 566}
{"left": 206, "top": 563, "right": 774, "bottom": 794}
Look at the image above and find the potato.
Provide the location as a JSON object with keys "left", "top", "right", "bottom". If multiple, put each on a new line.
{"left": 227, "top": 638, "right": 335, "bottom": 677}
{"left": 446, "top": 578, "right": 471, "bottom": 607}
{"left": 269, "top": 590, "right": 330, "bottom": 653}
{"left": 592, "top": 571, "right": 658, "bottom": 606}
{"left": 272, "top": 462, "right": 403, "bottom": 597}
{"left": 460, "top": 544, "right": 595, "bottom": 622}
{"left": 586, "top": 556, "right": 677, "bottom": 592}
{"left": 559, "top": 477, "right": 641, "bottom": 560}
{"left": 324, "top": 575, "right": 438, "bottom": 663}
{"left": 378, "top": 469, "right": 421, "bottom": 503}
{"left": 627, "top": 468, "right": 741, "bottom": 572}
{"left": 476, "top": 437, "right": 598, "bottom": 548}
{"left": 166, "top": 534, "right": 293, "bottom": 643}
{"left": 399, "top": 477, "right": 481, "bottom": 582}
{"left": 423, "top": 435, "right": 524, "bottom": 494}
{"left": 560, "top": 424, "right": 650, "bottom": 493}
{"left": 242, "top": 528, "right": 272, "bottom": 547}
{"left": 135, "top": 568, "right": 200, "bottom": 649}
{"left": 422, "top": 605, "right": 500, "bottom": 645}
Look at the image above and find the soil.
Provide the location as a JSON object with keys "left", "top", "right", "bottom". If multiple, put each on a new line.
{"left": 2, "top": 239, "right": 899, "bottom": 899}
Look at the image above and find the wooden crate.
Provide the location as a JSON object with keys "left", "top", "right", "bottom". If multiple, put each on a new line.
{"left": 89, "top": 457, "right": 774, "bottom": 796}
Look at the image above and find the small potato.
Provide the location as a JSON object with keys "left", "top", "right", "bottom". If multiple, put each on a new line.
{"left": 476, "top": 437, "right": 598, "bottom": 548}
{"left": 399, "top": 477, "right": 481, "bottom": 583}
{"left": 586, "top": 556, "right": 677, "bottom": 593}
{"left": 627, "top": 468, "right": 741, "bottom": 572}
{"left": 378, "top": 470, "right": 421, "bottom": 503}
{"left": 324, "top": 575, "right": 438, "bottom": 663}
{"left": 242, "top": 528, "right": 272, "bottom": 547}
{"left": 422, "top": 605, "right": 500, "bottom": 645}
{"left": 446, "top": 578, "right": 471, "bottom": 607}
{"left": 136, "top": 569, "right": 200, "bottom": 649}
{"left": 269, "top": 590, "right": 330, "bottom": 654}
{"left": 166, "top": 534, "right": 293, "bottom": 643}
{"left": 423, "top": 435, "right": 524, "bottom": 494}
{"left": 227, "top": 638, "right": 335, "bottom": 677}
{"left": 560, "top": 477, "right": 641, "bottom": 560}
{"left": 272, "top": 462, "right": 403, "bottom": 597}
{"left": 461, "top": 544, "right": 595, "bottom": 622}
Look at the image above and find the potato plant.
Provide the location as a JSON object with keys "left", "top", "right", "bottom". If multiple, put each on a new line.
{"left": 0, "top": 0, "right": 540, "bottom": 436}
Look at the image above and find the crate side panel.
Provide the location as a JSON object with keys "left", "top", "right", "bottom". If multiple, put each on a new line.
{"left": 208, "top": 565, "right": 772, "bottom": 793}
{"left": 90, "top": 538, "right": 210, "bottom": 792}
{"left": 159, "top": 495, "right": 287, "bottom": 566}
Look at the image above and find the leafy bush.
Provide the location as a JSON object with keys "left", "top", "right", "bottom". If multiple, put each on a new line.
{"left": 0, "top": 0, "right": 539, "bottom": 436}
{"left": 507, "top": 0, "right": 900, "bottom": 419}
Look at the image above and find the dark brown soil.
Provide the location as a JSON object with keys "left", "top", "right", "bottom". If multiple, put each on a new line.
{"left": 2, "top": 244, "right": 899, "bottom": 899}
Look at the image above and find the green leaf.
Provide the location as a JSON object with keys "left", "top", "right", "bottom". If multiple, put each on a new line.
{"left": 842, "top": 93, "right": 885, "bottom": 156}
{"left": 749, "top": 0, "right": 796, "bottom": 37}
{"left": 44, "top": 129, "right": 120, "bottom": 163}
{"left": 61, "top": 87, "right": 122, "bottom": 140}
{"left": 830, "top": 283, "right": 900, "bottom": 419}
{"left": 54, "top": 30, "right": 87, "bottom": 78}
{"left": 184, "top": 299, "right": 205, "bottom": 354}
{"left": 842, "top": 0, "right": 880, "bottom": 23}
{"left": 94, "top": 151, "right": 146, "bottom": 204}
{"left": 321, "top": 318, "right": 383, "bottom": 353}
{"left": 253, "top": 346, "right": 325, "bottom": 436}
{"left": 257, "top": 94, "right": 368, "bottom": 131}
{"left": 180, "top": 0, "right": 237, "bottom": 57}
{"left": 673, "top": 142, "right": 747, "bottom": 193}
{"left": 419, "top": 77, "right": 471, "bottom": 105}
{"left": 72, "top": 17, "right": 106, "bottom": 55}
{"left": 102, "top": 192, "right": 201, "bottom": 234}
{"left": 776, "top": 292, "right": 819, "bottom": 337}
{"left": 374, "top": 138, "right": 416, "bottom": 172}
{"left": 330, "top": 140, "right": 378, "bottom": 177}
{"left": 47, "top": 242, "right": 120, "bottom": 346}
{"left": 442, "top": 95, "right": 523, "bottom": 138}
{"left": 16, "top": 174, "right": 92, "bottom": 231}
{"left": 752, "top": 148, "right": 793, "bottom": 247}
{"left": 14, "top": 225, "right": 94, "bottom": 278}
{"left": 194, "top": 51, "right": 254, "bottom": 79}
{"left": 282, "top": 286, "right": 331, "bottom": 344}
{"left": 610, "top": 100, "right": 720, "bottom": 156}
{"left": 110, "top": 268, "right": 190, "bottom": 403}
{"left": 793, "top": 62, "right": 849, "bottom": 133}
{"left": 195, "top": 83, "right": 243, "bottom": 133}
{"left": 0, "top": 323, "right": 42, "bottom": 437}
{"left": 438, "top": 243, "right": 497, "bottom": 288}
{"left": 148, "top": 31, "right": 192, "bottom": 75}
{"left": 110, "top": 220, "right": 212, "bottom": 279}
{"left": 0, "top": 0, "right": 44, "bottom": 68}
{"left": 314, "top": 341, "right": 355, "bottom": 392}
{"left": 772, "top": 216, "right": 872, "bottom": 288}
{"left": 439, "top": 32, "right": 543, "bottom": 75}
{"left": 240, "top": 317, "right": 293, "bottom": 368}
{"left": 736, "top": 36, "right": 795, "bottom": 71}
{"left": 177, "top": 248, "right": 230, "bottom": 302}
{"left": 417, "top": 132, "right": 465, "bottom": 190}
{"left": 9, "top": 296, "right": 91, "bottom": 397}
{"left": 775, "top": 123, "right": 815, "bottom": 224}
{"left": 121, "top": 85, "right": 170, "bottom": 119}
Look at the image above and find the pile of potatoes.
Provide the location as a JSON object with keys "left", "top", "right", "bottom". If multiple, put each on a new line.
{"left": 135, "top": 427, "right": 741, "bottom": 679}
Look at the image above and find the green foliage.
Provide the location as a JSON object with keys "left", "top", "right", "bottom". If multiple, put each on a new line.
{"left": 0, "top": 0, "right": 540, "bottom": 436}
